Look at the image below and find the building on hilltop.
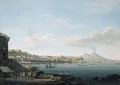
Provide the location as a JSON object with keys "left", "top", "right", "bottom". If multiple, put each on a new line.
{"left": 0, "top": 33, "right": 10, "bottom": 66}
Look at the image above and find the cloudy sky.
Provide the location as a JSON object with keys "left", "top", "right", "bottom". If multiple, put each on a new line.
{"left": 1, "top": 0, "right": 120, "bottom": 59}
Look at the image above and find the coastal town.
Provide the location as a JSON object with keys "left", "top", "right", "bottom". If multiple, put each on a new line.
{"left": 9, "top": 49, "right": 87, "bottom": 63}
{"left": 8, "top": 48, "right": 112, "bottom": 66}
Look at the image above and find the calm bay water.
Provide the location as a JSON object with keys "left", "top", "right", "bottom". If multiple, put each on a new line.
{"left": 31, "top": 63, "right": 120, "bottom": 80}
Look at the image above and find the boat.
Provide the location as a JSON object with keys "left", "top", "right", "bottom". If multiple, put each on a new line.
{"left": 77, "top": 63, "right": 88, "bottom": 66}
{"left": 45, "top": 62, "right": 55, "bottom": 68}
{"left": 90, "top": 62, "right": 94, "bottom": 65}
{"left": 115, "top": 60, "right": 120, "bottom": 65}
{"left": 115, "top": 62, "right": 119, "bottom": 65}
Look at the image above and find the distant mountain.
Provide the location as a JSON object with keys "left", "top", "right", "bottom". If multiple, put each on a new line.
{"left": 80, "top": 52, "right": 109, "bottom": 62}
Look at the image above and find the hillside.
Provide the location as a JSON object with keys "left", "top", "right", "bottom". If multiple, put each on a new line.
{"left": 80, "top": 52, "right": 109, "bottom": 62}
{"left": 8, "top": 49, "right": 84, "bottom": 63}
{"left": 8, "top": 49, "right": 112, "bottom": 64}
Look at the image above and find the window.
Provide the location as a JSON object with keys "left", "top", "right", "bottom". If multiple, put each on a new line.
{"left": 3, "top": 52, "right": 6, "bottom": 60}
{"left": 3, "top": 62, "right": 6, "bottom": 66}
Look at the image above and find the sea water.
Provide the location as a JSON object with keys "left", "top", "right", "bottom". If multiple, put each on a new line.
{"left": 31, "top": 63, "right": 120, "bottom": 80}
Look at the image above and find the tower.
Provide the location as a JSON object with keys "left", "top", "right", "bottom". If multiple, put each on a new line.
{"left": 0, "top": 33, "right": 10, "bottom": 66}
{"left": 0, "top": 33, "right": 26, "bottom": 73}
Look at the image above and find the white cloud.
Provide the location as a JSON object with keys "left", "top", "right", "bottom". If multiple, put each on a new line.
{"left": 60, "top": 26, "right": 120, "bottom": 48}
{"left": 91, "top": 27, "right": 120, "bottom": 45}
{"left": 24, "top": 32, "right": 57, "bottom": 50}
{"left": 60, "top": 36, "right": 92, "bottom": 48}
{"left": 26, "top": 32, "right": 54, "bottom": 42}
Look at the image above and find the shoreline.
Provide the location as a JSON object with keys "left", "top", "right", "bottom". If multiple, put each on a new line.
{"left": 0, "top": 73, "right": 120, "bottom": 85}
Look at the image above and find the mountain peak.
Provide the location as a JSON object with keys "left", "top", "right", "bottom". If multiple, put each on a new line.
{"left": 82, "top": 52, "right": 108, "bottom": 62}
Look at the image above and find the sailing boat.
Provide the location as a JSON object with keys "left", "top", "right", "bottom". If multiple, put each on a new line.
{"left": 115, "top": 58, "right": 120, "bottom": 65}
{"left": 115, "top": 60, "right": 119, "bottom": 65}
{"left": 90, "top": 61, "right": 94, "bottom": 65}
{"left": 45, "top": 62, "right": 55, "bottom": 68}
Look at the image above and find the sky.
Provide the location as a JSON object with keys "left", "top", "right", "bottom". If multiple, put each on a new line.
{"left": 0, "top": 0, "right": 120, "bottom": 60}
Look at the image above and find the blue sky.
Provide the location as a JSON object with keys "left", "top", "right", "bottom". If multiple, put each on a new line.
{"left": 1, "top": 0, "right": 120, "bottom": 59}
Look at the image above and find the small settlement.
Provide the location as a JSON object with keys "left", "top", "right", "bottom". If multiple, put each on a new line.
{"left": 0, "top": 33, "right": 85, "bottom": 85}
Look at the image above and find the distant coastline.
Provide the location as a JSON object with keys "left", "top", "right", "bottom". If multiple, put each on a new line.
{"left": 9, "top": 49, "right": 116, "bottom": 64}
